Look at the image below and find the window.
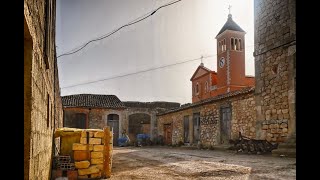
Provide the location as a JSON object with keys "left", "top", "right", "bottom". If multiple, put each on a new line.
{"left": 231, "top": 38, "right": 235, "bottom": 50}
{"left": 219, "top": 39, "right": 227, "bottom": 53}
{"left": 196, "top": 83, "right": 199, "bottom": 95}
{"left": 231, "top": 38, "right": 242, "bottom": 51}
{"left": 235, "top": 39, "right": 238, "bottom": 51}
{"left": 205, "top": 81, "right": 209, "bottom": 93}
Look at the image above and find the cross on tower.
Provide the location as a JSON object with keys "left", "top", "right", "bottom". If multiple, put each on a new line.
{"left": 228, "top": 5, "right": 232, "bottom": 14}
{"left": 200, "top": 55, "right": 203, "bottom": 64}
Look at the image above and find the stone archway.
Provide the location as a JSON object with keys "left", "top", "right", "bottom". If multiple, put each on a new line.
{"left": 128, "top": 113, "right": 151, "bottom": 143}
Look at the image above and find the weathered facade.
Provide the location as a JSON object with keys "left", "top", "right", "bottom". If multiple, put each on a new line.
{"left": 24, "top": 0, "right": 63, "bottom": 179}
{"left": 62, "top": 94, "right": 126, "bottom": 146}
{"left": 254, "top": 0, "right": 296, "bottom": 142}
{"left": 62, "top": 94, "right": 180, "bottom": 145}
{"left": 157, "top": 87, "right": 255, "bottom": 147}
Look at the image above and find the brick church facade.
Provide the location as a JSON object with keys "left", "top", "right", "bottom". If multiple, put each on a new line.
{"left": 191, "top": 13, "right": 255, "bottom": 103}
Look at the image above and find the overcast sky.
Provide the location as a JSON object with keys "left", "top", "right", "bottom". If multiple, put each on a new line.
{"left": 56, "top": 0, "right": 254, "bottom": 104}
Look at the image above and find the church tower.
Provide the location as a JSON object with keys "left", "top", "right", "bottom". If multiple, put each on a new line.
{"left": 215, "top": 10, "right": 247, "bottom": 94}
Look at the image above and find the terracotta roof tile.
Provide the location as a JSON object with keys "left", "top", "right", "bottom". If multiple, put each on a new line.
{"left": 157, "top": 87, "right": 255, "bottom": 116}
{"left": 62, "top": 94, "right": 125, "bottom": 109}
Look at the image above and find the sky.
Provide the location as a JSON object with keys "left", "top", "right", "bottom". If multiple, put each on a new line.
{"left": 56, "top": 0, "right": 254, "bottom": 104}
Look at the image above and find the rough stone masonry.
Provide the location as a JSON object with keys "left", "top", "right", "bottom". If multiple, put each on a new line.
{"left": 254, "top": 0, "right": 296, "bottom": 142}
{"left": 24, "top": 0, "right": 64, "bottom": 179}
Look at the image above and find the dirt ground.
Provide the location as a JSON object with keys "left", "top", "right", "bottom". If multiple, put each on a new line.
{"left": 107, "top": 146, "right": 295, "bottom": 180}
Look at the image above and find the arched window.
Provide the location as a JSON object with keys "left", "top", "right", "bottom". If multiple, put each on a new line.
{"left": 196, "top": 83, "right": 199, "bottom": 94}
{"left": 235, "top": 39, "right": 238, "bottom": 50}
{"left": 239, "top": 39, "right": 242, "bottom": 51}
{"left": 223, "top": 39, "right": 226, "bottom": 51}
{"left": 231, "top": 38, "right": 234, "bottom": 50}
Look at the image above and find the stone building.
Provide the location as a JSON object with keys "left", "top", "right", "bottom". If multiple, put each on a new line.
{"left": 158, "top": 0, "right": 296, "bottom": 152}
{"left": 158, "top": 87, "right": 255, "bottom": 147}
{"left": 191, "top": 13, "right": 255, "bottom": 103}
{"left": 253, "top": 0, "right": 296, "bottom": 155}
{"left": 62, "top": 94, "right": 126, "bottom": 146}
{"left": 24, "top": 0, "right": 64, "bottom": 179}
{"left": 62, "top": 94, "right": 180, "bottom": 145}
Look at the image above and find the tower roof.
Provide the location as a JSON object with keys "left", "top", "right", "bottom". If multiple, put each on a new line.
{"left": 216, "top": 14, "right": 245, "bottom": 37}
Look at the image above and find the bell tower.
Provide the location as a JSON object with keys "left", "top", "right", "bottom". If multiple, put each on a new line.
{"left": 215, "top": 8, "right": 246, "bottom": 94}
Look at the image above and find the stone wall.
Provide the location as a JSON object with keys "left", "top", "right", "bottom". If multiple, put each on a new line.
{"left": 24, "top": 0, "right": 62, "bottom": 179}
{"left": 199, "top": 104, "right": 219, "bottom": 146}
{"left": 89, "top": 109, "right": 109, "bottom": 129}
{"left": 231, "top": 96, "right": 256, "bottom": 139}
{"left": 157, "top": 90, "right": 255, "bottom": 148}
{"left": 157, "top": 109, "right": 193, "bottom": 145}
{"left": 63, "top": 108, "right": 126, "bottom": 130}
{"left": 254, "top": 0, "right": 296, "bottom": 142}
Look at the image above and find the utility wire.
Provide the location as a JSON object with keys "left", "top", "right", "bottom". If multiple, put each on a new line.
{"left": 61, "top": 54, "right": 215, "bottom": 89}
{"left": 57, "top": 0, "right": 182, "bottom": 58}
{"left": 61, "top": 44, "right": 255, "bottom": 89}
{"left": 61, "top": 47, "right": 255, "bottom": 89}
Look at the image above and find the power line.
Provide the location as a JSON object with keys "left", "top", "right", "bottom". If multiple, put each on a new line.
{"left": 61, "top": 44, "right": 255, "bottom": 89}
{"left": 61, "top": 54, "right": 215, "bottom": 89}
{"left": 61, "top": 45, "right": 255, "bottom": 88}
{"left": 57, "top": 0, "right": 182, "bottom": 59}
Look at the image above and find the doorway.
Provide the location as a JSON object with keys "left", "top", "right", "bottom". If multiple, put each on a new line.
{"left": 128, "top": 113, "right": 151, "bottom": 142}
{"left": 183, "top": 116, "right": 189, "bottom": 143}
{"left": 107, "top": 114, "right": 119, "bottom": 146}
{"left": 163, "top": 123, "right": 172, "bottom": 145}
{"left": 193, "top": 113, "right": 200, "bottom": 143}
{"left": 220, "top": 107, "right": 231, "bottom": 144}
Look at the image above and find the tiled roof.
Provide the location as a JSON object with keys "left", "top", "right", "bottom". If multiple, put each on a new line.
{"left": 157, "top": 87, "right": 255, "bottom": 116}
{"left": 216, "top": 14, "right": 245, "bottom": 37}
{"left": 62, "top": 94, "right": 125, "bottom": 109}
{"left": 190, "top": 65, "right": 213, "bottom": 80}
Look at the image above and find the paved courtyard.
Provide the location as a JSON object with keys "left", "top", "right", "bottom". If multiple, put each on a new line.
{"left": 108, "top": 146, "right": 296, "bottom": 180}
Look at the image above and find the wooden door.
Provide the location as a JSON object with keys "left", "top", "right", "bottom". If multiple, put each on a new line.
{"left": 193, "top": 113, "right": 201, "bottom": 143}
{"left": 163, "top": 124, "right": 172, "bottom": 145}
{"left": 220, "top": 107, "right": 231, "bottom": 144}
{"left": 75, "top": 113, "right": 87, "bottom": 129}
{"left": 108, "top": 114, "right": 120, "bottom": 146}
{"left": 184, "top": 116, "right": 189, "bottom": 143}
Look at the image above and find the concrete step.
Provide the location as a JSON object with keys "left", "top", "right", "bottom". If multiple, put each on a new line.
{"left": 272, "top": 148, "right": 296, "bottom": 158}
{"left": 179, "top": 145, "right": 198, "bottom": 150}
{"left": 213, "top": 144, "right": 232, "bottom": 151}
{"left": 277, "top": 143, "right": 296, "bottom": 149}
